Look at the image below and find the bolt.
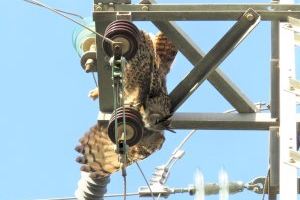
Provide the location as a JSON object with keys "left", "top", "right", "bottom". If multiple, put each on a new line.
{"left": 246, "top": 13, "right": 255, "bottom": 21}
{"left": 142, "top": 5, "right": 149, "bottom": 11}
{"left": 108, "top": 3, "right": 115, "bottom": 11}
{"left": 94, "top": 4, "right": 102, "bottom": 11}
{"left": 140, "top": 0, "right": 151, "bottom": 4}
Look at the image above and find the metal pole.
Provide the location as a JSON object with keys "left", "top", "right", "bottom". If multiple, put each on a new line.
{"left": 269, "top": 127, "right": 279, "bottom": 199}
{"left": 278, "top": 0, "right": 298, "bottom": 198}
{"left": 94, "top": 18, "right": 113, "bottom": 112}
{"left": 269, "top": 0, "right": 280, "bottom": 199}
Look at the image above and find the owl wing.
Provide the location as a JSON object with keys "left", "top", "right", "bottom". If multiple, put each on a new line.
{"left": 154, "top": 32, "right": 178, "bottom": 76}
{"left": 140, "top": 33, "right": 177, "bottom": 130}
{"left": 76, "top": 124, "right": 165, "bottom": 178}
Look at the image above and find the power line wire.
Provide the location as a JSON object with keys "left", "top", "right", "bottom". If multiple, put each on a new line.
{"left": 23, "top": 0, "right": 115, "bottom": 44}
{"left": 35, "top": 192, "right": 140, "bottom": 200}
{"left": 136, "top": 161, "right": 156, "bottom": 200}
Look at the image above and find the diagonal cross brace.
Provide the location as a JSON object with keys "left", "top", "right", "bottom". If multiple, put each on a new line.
{"left": 154, "top": 21, "right": 257, "bottom": 113}
{"left": 167, "top": 9, "right": 260, "bottom": 113}
{"left": 143, "top": 0, "right": 257, "bottom": 113}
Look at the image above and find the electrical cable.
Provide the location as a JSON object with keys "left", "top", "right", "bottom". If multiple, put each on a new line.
{"left": 172, "top": 129, "right": 197, "bottom": 158}
{"left": 136, "top": 162, "right": 156, "bottom": 200}
{"left": 23, "top": 0, "right": 115, "bottom": 44}
{"left": 52, "top": 8, "right": 84, "bottom": 19}
{"left": 105, "top": 192, "right": 139, "bottom": 197}
{"left": 92, "top": 72, "right": 98, "bottom": 87}
{"left": 156, "top": 129, "right": 198, "bottom": 200}
{"left": 35, "top": 198, "right": 77, "bottom": 200}
{"left": 122, "top": 169, "right": 127, "bottom": 200}
{"left": 35, "top": 192, "right": 140, "bottom": 200}
{"left": 163, "top": 129, "right": 197, "bottom": 183}
{"left": 261, "top": 168, "right": 270, "bottom": 200}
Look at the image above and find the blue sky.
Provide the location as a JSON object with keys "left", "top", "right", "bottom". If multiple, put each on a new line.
{"left": 1, "top": 0, "right": 300, "bottom": 200}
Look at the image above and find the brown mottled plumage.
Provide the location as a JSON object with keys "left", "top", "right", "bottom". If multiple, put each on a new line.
{"left": 76, "top": 124, "right": 165, "bottom": 178}
{"left": 76, "top": 30, "right": 178, "bottom": 178}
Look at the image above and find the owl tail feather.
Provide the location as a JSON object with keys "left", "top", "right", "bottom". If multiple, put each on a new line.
{"left": 75, "top": 124, "right": 165, "bottom": 178}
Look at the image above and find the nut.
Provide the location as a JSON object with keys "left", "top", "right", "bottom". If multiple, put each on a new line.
{"left": 94, "top": 4, "right": 102, "bottom": 11}
{"left": 142, "top": 5, "right": 149, "bottom": 11}
{"left": 246, "top": 13, "right": 255, "bottom": 21}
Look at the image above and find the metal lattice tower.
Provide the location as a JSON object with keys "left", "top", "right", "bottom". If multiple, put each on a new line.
{"left": 73, "top": 0, "right": 300, "bottom": 199}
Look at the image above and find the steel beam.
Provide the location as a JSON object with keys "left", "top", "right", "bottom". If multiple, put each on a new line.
{"left": 170, "top": 113, "right": 277, "bottom": 130}
{"left": 169, "top": 9, "right": 260, "bottom": 112}
{"left": 96, "top": 113, "right": 300, "bottom": 130}
{"left": 269, "top": 1, "right": 280, "bottom": 197}
{"left": 269, "top": 127, "right": 279, "bottom": 199}
{"left": 289, "top": 150, "right": 300, "bottom": 168}
{"left": 94, "top": 20, "right": 114, "bottom": 112}
{"left": 278, "top": 8, "right": 298, "bottom": 200}
{"left": 93, "top": 4, "right": 300, "bottom": 21}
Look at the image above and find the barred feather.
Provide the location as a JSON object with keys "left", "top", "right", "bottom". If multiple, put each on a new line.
{"left": 76, "top": 124, "right": 165, "bottom": 178}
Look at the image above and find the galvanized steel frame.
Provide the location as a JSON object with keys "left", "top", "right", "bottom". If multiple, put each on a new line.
{"left": 92, "top": 1, "right": 299, "bottom": 199}
{"left": 93, "top": 3, "right": 300, "bottom": 21}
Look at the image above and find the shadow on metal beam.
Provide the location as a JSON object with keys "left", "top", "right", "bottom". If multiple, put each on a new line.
{"left": 169, "top": 8, "right": 261, "bottom": 113}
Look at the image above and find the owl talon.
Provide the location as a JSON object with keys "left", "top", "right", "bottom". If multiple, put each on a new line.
{"left": 166, "top": 127, "right": 176, "bottom": 133}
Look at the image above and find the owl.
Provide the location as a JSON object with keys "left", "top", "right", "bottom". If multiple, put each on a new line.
{"left": 76, "top": 31, "right": 178, "bottom": 178}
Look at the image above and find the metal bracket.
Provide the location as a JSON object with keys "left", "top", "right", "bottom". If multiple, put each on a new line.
{"left": 283, "top": 17, "right": 300, "bottom": 47}
{"left": 286, "top": 78, "right": 300, "bottom": 103}
{"left": 138, "top": 181, "right": 244, "bottom": 198}
{"left": 287, "top": 17, "right": 300, "bottom": 32}
{"left": 286, "top": 150, "right": 300, "bottom": 168}
{"left": 116, "top": 12, "right": 132, "bottom": 20}
{"left": 246, "top": 176, "right": 300, "bottom": 194}
{"left": 289, "top": 78, "right": 300, "bottom": 90}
